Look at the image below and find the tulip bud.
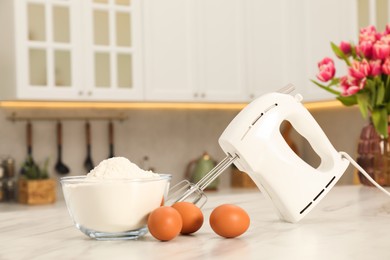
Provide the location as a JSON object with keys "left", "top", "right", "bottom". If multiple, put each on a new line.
{"left": 339, "top": 41, "right": 352, "bottom": 56}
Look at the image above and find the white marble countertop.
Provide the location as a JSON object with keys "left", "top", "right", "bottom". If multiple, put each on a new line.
{"left": 1, "top": 186, "right": 390, "bottom": 260}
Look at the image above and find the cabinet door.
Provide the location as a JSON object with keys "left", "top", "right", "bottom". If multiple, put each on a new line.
{"left": 143, "top": 0, "right": 196, "bottom": 101}
{"left": 247, "top": 0, "right": 357, "bottom": 102}
{"left": 144, "top": 0, "right": 247, "bottom": 102}
{"left": 245, "top": 0, "right": 290, "bottom": 100}
{"left": 17, "top": 0, "right": 82, "bottom": 100}
{"left": 298, "top": 0, "right": 358, "bottom": 102}
{"left": 196, "top": 0, "right": 247, "bottom": 102}
{"left": 83, "top": 0, "right": 143, "bottom": 101}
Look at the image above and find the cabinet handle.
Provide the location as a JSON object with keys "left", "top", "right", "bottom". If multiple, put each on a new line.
{"left": 78, "top": 91, "right": 84, "bottom": 96}
{"left": 201, "top": 93, "right": 206, "bottom": 98}
{"left": 194, "top": 93, "right": 199, "bottom": 98}
{"left": 249, "top": 94, "right": 255, "bottom": 99}
{"left": 87, "top": 91, "right": 92, "bottom": 96}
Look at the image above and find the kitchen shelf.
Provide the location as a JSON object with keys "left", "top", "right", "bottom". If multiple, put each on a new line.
{"left": 6, "top": 112, "right": 128, "bottom": 122}
{"left": 0, "top": 100, "right": 345, "bottom": 111}
{"left": 3, "top": 104, "right": 129, "bottom": 122}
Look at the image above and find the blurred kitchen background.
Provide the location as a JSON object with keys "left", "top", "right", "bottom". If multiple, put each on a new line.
{"left": 0, "top": 106, "right": 365, "bottom": 186}
{"left": 0, "top": 0, "right": 386, "bottom": 202}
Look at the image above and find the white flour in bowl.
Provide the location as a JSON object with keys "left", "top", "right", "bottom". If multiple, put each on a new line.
{"left": 87, "top": 157, "right": 159, "bottom": 179}
{"left": 61, "top": 157, "right": 170, "bottom": 234}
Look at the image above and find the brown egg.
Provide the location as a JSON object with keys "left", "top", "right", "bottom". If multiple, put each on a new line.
{"left": 172, "top": 202, "right": 204, "bottom": 234}
{"left": 147, "top": 206, "right": 182, "bottom": 241}
{"left": 209, "top": 204, "right": 250, "bottom": 238}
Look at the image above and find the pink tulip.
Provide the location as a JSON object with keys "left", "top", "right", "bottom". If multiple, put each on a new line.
{"left": 356, "top": 41, "right": 373, "bottom": 58}
{"left": 316, "top": 57, "right": 335, "bottom": 82}
{"left": 318, "top": 57, "right": 334, "bottom": 66}
{"left": 340, "top": 76, "right": 366, "bottom": 96}
{"left": 376, "top": 32, "right": 382, "bottom": 41}
{"left": 359, "top": 77, "right": 367, "bottom": 89}
{"left": 340, "top": 81, "right": 354, "bottom": 96}
{"left": 339, "top": 41, "right": 352, "bottom": 56}
{"left": 343, "top": 86, "right": 360, "bottom": 96}
{"left": 373, "top": 40, "right": 390, "bottom": 60}
{"left": 348, "top": 60, "right": 370, "bottom": 79}
{"left": 341, "top": 75, "right": 358, "bottom": 87}
{"left": 359, "top": 25, "right": 377, "bottom": 43}
{"left": 340, "top": 76, "right": 350, "bottom": 91}
{"left": 381, "top": 34, "right": 390, "bottom": 44}
{"left": 385, "top": 24, "right": 390, "bottom": 35}
{"left": 382, "top": 57, "right": 390, "bottom": 74}
{"left": 360, "top": 25, "right": 376, "bottom": 34}
{"left": 370, "top": 60, "right": 382, "bottom": 76}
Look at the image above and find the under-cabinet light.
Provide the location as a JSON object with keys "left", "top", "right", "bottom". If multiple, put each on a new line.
{"left": 0, "top": 100, "right": 344, "bottom": 111}
{"left": 0, "top": 101, "right": 246, "bottom": 110}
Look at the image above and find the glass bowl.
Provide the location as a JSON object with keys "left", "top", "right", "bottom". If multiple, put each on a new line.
{"left": 60, "top": 174, "right": 171, "bottom": 240}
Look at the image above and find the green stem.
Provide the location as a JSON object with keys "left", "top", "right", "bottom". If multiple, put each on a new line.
{"left": 385, "top": 75, "right": 390, "bottom": 104}
{"left": 311, "top": 80, "right": 341, "bottom": 95}
{"left": 386, "top": 75, "right": 390, "bottom": 89}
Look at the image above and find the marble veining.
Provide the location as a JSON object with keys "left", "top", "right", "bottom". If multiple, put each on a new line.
{"left": 0, "top": 186, "right": 390, "bottom": 260}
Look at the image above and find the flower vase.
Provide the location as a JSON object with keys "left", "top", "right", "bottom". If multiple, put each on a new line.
{"left": 357, "top": 119, "right": 390, "bottom": 186}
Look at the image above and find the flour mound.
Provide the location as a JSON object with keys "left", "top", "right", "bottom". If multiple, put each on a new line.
{"left": 87, "top": 157, "right": 159, "bottom": 179}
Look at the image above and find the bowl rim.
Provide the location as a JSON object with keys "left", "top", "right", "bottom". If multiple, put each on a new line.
{"left": 60, "top": 173, "right": 172, "bottom": 184}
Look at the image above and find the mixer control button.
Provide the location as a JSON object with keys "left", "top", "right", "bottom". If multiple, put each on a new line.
{"left": 295, "top": 94, "right": 303, "bottom": 102}
{"left": 251, "top": 113, "right": 263, "bottom": 126}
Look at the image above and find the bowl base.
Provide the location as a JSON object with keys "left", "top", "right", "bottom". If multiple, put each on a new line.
{"left": 77, "top": 224, "right": 149, "bottom": 240}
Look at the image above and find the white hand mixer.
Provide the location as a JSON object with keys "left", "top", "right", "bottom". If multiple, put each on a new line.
{"left": 167, "top": 85, "right": 390, "bottom": 223}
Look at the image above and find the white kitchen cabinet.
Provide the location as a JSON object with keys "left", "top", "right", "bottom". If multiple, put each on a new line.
{"left": 143, "top": 0, "right": 195, "bottom": 101}
{"left": 245, "top": 0, "right": 290, "bottom": 99}
{"left": 246, "top": 0, "right": 358, "bottom": 101}
{"left": 143, "top": 0, "right": 248, "bottom": 102}
{"left": 143, "top": 0, "right": 358, "bottom": 103}
{"left": 82, "top": 0, "right": 144, "bottom": 101}
{"left": 275, "top": 0, "right": 358, "bottom": 102}
{"left": 0, "top": 0, "right": 143, "bottom": 101}
{"left": 196, "top": 0, "right": 247, "bottom": 102}
{"left": 0, "top": 0, "right": 358, "bottom": 103}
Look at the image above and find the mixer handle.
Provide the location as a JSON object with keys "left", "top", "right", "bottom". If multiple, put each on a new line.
{"left": 285, "top": 99, "right": 341, "bottom": 168}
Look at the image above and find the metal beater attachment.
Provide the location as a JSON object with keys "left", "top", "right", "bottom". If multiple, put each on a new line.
{"left": 277, "top": 83, "right": 295, "bottom": 94}
{"left": 166, "top": 154, "right": 238, "bottom": 207}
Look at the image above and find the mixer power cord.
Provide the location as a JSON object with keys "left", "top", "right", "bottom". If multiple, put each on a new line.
{"left": 340, "top": 151, "right": 390, "bottom": 197}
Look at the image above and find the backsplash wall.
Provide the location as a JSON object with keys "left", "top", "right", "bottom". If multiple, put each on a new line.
{"left": 0, "top": 108, "right": 239, "bottom": 188}
{"left": 0, "top": 105, "right": 366, "bottom": 193}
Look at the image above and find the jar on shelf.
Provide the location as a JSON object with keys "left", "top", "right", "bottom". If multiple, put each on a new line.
{"left": 5, "top": 179, "right": 16, "bottom": 202}
{"left": 3, "top": 157, "right": 15, "bottom": 178}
